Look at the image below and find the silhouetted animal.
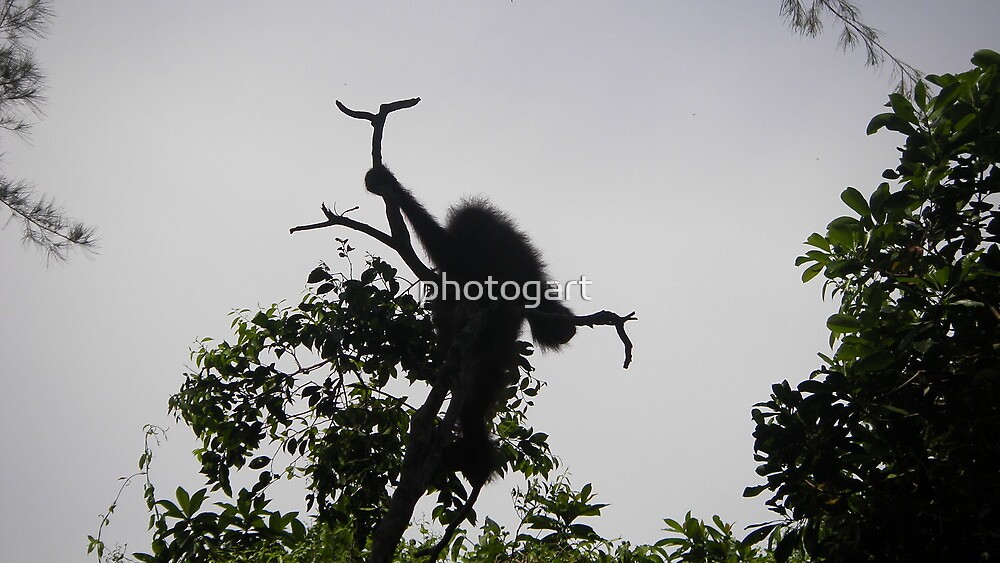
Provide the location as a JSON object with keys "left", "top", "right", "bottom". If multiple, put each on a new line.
{"left": 364, "top": 164, "right": 575, "bottom": 486}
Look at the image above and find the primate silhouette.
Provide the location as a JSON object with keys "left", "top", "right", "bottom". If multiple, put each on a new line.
{"left": 364, "top": 164, "right": 575, "bottom": 488}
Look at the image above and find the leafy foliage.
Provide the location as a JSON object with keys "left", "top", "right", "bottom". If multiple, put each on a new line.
{"left": 92, "top": 242, "right": 784, "bottom": 561}
{"left": 171, "top": 475, "right": 782, "bottom": 563}
{"left": 750, "top": 50, "right": 1000, "bottom": 561}
{"left": 657, "top": 513, "right": 776, "bottom": 563}
{"left": 0, "top": 0, "right": 98, "bottom": 261}
{"left": 95, "top": 244, "right": 561, "bottom": 561}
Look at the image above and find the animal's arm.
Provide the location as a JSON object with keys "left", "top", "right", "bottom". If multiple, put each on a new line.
{"left": 365, "top": 165, "right": 454, "bottom": 267}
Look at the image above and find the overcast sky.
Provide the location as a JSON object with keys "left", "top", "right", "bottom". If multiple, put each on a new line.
{"left": 1, "top": 2, "right": 997, "bottom": 561}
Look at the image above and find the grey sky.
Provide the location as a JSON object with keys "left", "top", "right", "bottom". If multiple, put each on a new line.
{"left": 1, "top": 2, "right": 997, "bottom": 561}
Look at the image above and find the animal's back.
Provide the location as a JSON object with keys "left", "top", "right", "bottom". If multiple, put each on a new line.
{"left": 445, "top": 199, "right": 545, "bottom": 285}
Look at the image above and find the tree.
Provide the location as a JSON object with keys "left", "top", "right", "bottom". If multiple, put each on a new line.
{"left": 90, "top": 99, "right": 640, "bottom": 562}
{"left": 0, "top": 0, "right": 97, "bottom": 262}
{"left": 89, "top": 250, "right": 769, "bottom": 563}
{"left": 749, "top": 49, "right": 1000, "bottom": 561}
{"left": 85, "top": 5, "right": 951, "bottom": 557}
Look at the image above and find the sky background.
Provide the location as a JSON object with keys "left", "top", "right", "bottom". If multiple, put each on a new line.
{"left": 1, "top": 2, "right": 997, "bottom": 561}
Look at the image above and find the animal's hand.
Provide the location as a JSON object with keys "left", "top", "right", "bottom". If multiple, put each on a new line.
{"left": 365, "top": 165, "right": 397, "bottom": 198}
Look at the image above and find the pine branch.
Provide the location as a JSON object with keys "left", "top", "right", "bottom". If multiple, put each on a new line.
{"left": 0, "top": 1, "right": 98, "bottom": 262}
{"left": 781, "top": 0, "right": 922, "bottom": 92}
{"left": 0, "top": 177, "right": 99, "bottom": 262}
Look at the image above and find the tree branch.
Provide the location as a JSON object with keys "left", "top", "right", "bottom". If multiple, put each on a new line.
{"left": 525, "top": 308, "right": 637, "bottom": 369}
{"left": 369, "top": 303, "right": 484, "bottom": 563}
{"left": 780, "top": 0, "right": 922, "bottom": 91}
{"left": 335, "top": 97, "right": 420, "bottom": 166}
{"left": 290, "top": 202, "right": 434, "bottom": 281}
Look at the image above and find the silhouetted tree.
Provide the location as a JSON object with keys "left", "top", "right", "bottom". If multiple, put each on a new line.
{"left": 750, "top": 49, "right": 1000, "bottom": 561}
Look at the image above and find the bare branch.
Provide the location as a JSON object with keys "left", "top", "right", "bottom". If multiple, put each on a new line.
{"left": 335, "top": 97, "right": 421, "bottom": 165}
{"left": 526, "top": 308, "right": 638, "bottom": 368}
{"left": 291, "top": 202, "right": 434, "bottom": 281}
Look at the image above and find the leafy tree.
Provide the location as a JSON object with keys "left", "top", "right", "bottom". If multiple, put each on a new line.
{"left": 89, "top": 245, "right": 770, "bottom": 562}
{"left": 206, "top": 477, "right": 781, "bottom": 563}
{"left": 749, "top": 50, "right": 1000, "bottom": 561}
{"left": 88, "top": 92, "right": 639, "bottom": 562}
{"left": 92, "top": 244, "right": 562, "bottom": 562}
{"left": 85, "top": 2, "right": 947, "bottom": 553}
{"left": 0, "top": 0, "right": 97, "bottom": 261}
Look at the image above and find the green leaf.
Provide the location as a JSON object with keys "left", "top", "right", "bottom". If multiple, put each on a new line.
{"left": 662, "top": 518, "right": 684, "bottom": 533}
{"left": 156, "top": 499, "right": 183, "bottom": 519}
{"left": 882, "top": 190, "right": 920, "bottom": 212}
{"left": 307, "top": 266, "right": 332, "bottom": 284}
{"left": 249, "top": 456, "right": 271, "bottom": 470}
{"left": 742, "top": 523, "right": 779, "bottom": 546}
{"left": 933, "top": 81, "right": 970, "bottom": 114}
{"left": 801, "top": 262, "right": 824, "bottom": 282}
{"left": 361, "top": 268, "right": 377, "bottom": 284}
{"left": 774, "top": 528, "right": 799, "bottom": 563}
{"left": 188, "top": 488, "right": 207, "bottom": 514}
{"left": 827, "top": 217, "right": 863, "bottom": 249}
{"left": 251, "top": 311, "right": 270, "bottom": 327}
{"left": 827, "top": 216, "right": 861, "bottom": 231}
{"left": 869, "top": 182, "right": 891, "bottom": 219}
{"left": 972, "top": 48, "right": 1000, "bottom": 68}
{"left": 853, "top": 351, "right": 895, "bottom": 374}
{"left": 805, "top": 232, "right": 830, "bottom": 251}
{"left": 797, "top": 379, "right": 828, "bottom": 394}
{"left": 175, "top": 486, "right": 190, "bottom": 513}
{"left": 867, "top": 112, "right": 897, "bottom": 135}
{"left": 953, "top": 112, "right": 976, "bottom": 133}
{"left": 841, "top": 187, "right": 871, "bottom": 219}
{"left": 827, "top": 313, "right": 862, "bottom": 333}
{"left": 913, "top": 80, "right": 928, "bottom": 110}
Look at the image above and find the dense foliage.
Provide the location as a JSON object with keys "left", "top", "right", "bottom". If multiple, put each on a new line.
{"left": 750, "top": 49, "right": 1000, "bottom": 561}
{"left": 140, "top": 246, "right": 559, "bottom": 561}
{"left": 90, "top": 244, "right": 777, "bottom": 562}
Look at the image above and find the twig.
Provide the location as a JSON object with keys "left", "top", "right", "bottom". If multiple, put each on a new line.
{"left": 526, "top": 309, "right": 637, "bottom": 368}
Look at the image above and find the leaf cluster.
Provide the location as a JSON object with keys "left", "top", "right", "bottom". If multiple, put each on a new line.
{"left": 114, "top": 246, "right": 560, "bottom": 562}
{"left": 97, "top": 245, "right": 772, "bottom": 562}
{"left": 750, "top": 50, "right": 1000, "bottom": 561}
{"left": 200, "top": 474, "right": 781, "bottom": 563}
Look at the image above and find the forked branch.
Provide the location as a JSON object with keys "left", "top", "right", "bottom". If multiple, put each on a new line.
{"left": 335, "top": 97, "right": 421, "bottom": 166}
